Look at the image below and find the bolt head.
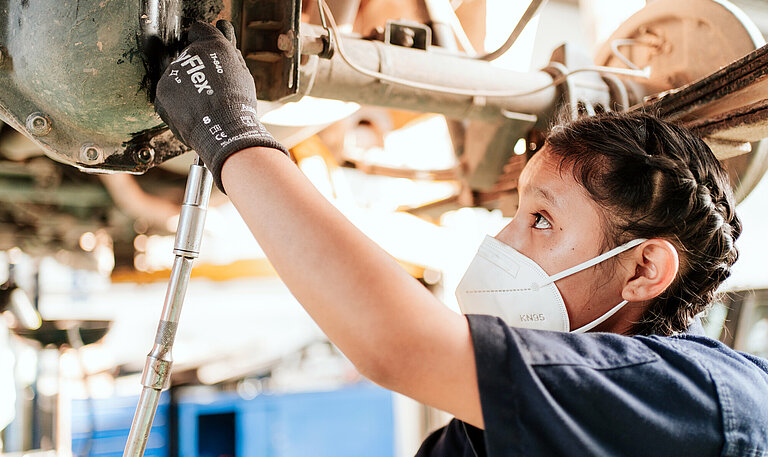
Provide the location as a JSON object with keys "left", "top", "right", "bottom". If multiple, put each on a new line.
{"left": 277, "top": 31, "right": 296, "bottom": 57}
{"left": 394, "top": 28, "right": 415, "bottom": 48}
{"left": 136, "top": 146, "right": 155, "bottom": 165}
{"left": 26, "top": 113, "right": 51, "bottom": 136}
{"left": 80, "top": 143, "right": 102, "bottom": 163}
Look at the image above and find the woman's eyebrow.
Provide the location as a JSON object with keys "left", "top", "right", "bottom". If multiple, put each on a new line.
{"left": 526, "top": 185, "right": 560, "bottom": 208}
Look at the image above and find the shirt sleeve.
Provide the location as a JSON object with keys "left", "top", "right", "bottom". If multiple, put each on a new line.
{"left": 466, "top": 314, "right": 723, "bottom": 457}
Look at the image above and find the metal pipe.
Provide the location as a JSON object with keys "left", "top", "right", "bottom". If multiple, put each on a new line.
{"left": 123, "top": 162, "right": 212, "bottom": 457}
{"left": 298, "top": 25, "right": 557, "bottom": 121}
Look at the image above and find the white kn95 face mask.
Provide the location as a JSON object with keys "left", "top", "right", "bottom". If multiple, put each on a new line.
{"left": 455, "top": 236, "right": 647, "bottom": 333}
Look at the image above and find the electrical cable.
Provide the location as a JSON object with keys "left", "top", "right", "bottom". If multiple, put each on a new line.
{"left": 318, "top": 0, "right": 650, "bottom": 99}
{"left": 476, "top": 0, "right": 547, "bottom": 61}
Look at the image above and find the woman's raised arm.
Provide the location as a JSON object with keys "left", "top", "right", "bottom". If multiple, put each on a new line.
{"left": 222, "top": 147, "right": 484, "bottom": 428}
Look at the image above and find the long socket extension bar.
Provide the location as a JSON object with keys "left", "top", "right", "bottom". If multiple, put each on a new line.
{"left": 123, "top": 160, "right": 213, "bottom": 456}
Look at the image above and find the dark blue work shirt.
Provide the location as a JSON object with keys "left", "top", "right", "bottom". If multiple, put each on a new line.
{"left": 415, "top": 314, "right": 768, "bottom": 457}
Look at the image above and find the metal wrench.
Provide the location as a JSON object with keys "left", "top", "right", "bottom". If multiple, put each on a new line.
{"left": 123, "top": 158, "right": 213, "bottom": 456}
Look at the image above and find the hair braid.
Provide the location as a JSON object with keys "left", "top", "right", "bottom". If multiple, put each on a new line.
{"left": 546, "top": 111, "right": 741, "bottom": 336}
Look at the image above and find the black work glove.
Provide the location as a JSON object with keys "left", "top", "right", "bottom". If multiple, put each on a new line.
{"left": 155, "top": 20, "right": 289, "bottom": 192}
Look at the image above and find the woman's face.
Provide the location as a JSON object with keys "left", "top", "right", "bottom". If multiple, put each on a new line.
{"left": 495, "top": 148, "right": 629, "bottom": 331}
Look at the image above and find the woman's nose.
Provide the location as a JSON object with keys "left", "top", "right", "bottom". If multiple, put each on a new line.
{"left": 494, "top": 220, "right": 525, "bottom": 251}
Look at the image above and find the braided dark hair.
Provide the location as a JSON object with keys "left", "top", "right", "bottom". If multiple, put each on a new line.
{"left": 545, "top": 111, "right": 741, "bottom": 336}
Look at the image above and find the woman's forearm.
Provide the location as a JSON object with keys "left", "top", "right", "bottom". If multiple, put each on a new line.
{"left": 221, "top": 147, "right": 452, "bottom": 370}
{"left": 220, "top": 147, "right": 482, "bottom": 427}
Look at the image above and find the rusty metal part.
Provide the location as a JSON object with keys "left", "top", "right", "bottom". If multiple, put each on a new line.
{"left": 80, "top": 144, "right": 104, "bottom": 164}
{"left": 643, "top": 45, "right": 768, "bottom": 123}
{"left": 299, "top": 31, "right": 331, "bottom": 56}
{"left": 352, "top": 0, "right": 430, "bottom": 36}
{"left": 25, "top": 113, "right": 52, "bottom": 137}
{"left": 639, "top": 42, "right": 768, "bottom": 200}
{"left": 240, "top": 0, "right": 302, "bottom": 101}
{"left": 686, "top": 98, "right": 768, "bottom": 144}
{"left": 136, "top": 145, "right": 156, "bottom": 165}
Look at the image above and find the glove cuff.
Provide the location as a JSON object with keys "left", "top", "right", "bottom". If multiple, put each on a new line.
{"left": 187, "top": 103, "right": 290, "bottom": 193}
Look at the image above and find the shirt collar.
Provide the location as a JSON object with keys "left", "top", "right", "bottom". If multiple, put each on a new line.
{"left": 683, "top": 315, "right": 706, "bottom": 336}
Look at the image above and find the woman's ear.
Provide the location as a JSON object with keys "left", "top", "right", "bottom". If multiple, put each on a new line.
{"left": 621, "top": 239, "right": 679, "bottom": 302}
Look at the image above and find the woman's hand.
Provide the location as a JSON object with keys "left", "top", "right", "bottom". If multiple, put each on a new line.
{"left": 154, "top": 21, "right": 288, "bottom": 192}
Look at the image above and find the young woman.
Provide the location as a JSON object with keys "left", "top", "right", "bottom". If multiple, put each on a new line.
{"left": 155, "top": 22, "right": 768, "bottom": 456}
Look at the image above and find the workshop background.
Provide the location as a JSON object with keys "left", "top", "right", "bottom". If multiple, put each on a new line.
{"left": 1, "top": 0, "right": 768, "bottom": 456}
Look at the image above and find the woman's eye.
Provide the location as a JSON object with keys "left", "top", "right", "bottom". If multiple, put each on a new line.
{"left": 532, "top": 213, "right": 552, "bottom": 229}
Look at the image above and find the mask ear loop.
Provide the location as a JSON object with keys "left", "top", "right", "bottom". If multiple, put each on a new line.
{"left": 540, "top": 238, "right": 647, "bottom": 287}
{"left": 537, "top": 238, "right": 648, "bottom": 333}
{"left": 571, "top": 300, "right": 629, "bottom": 333}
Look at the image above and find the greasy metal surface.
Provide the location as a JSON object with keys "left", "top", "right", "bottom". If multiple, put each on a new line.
{"left": 0, "top": 0, "right": 229, "bottom": 173}
{"left": 685, "top": 98, "right": 768, "bottom": 202}
{"left": 0, "top": 1, "right": 155, "bottom": 171}
{"left": 240, "top": 0, "right": 301, "bottom": 101}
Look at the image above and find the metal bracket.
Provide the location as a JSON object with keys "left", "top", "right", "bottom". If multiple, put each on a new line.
{"left": 240, "top": 0, "right": 303, "bottom": 101}
{"left": 384, "top": 20, "right": 432, "bottom": 51}
{"left": 546, "top": 43, "right": 611, "bottom": 118}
